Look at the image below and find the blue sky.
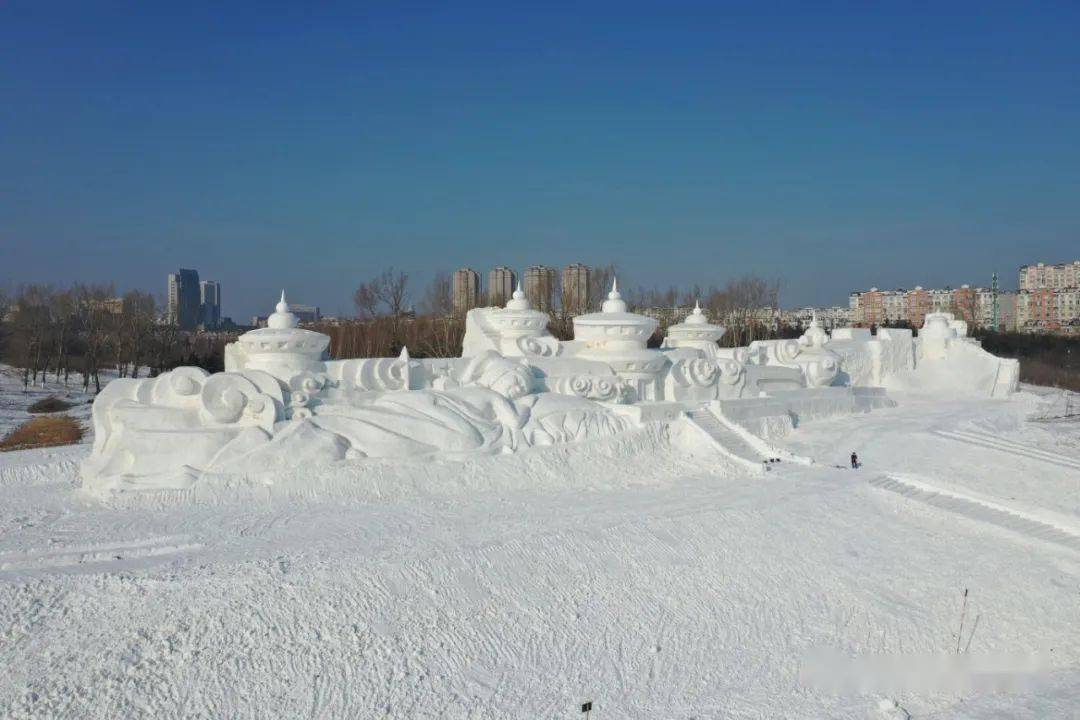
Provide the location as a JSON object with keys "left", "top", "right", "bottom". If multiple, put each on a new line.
{"left": 2, "top": 1, "right": 1078, "bottom": 319}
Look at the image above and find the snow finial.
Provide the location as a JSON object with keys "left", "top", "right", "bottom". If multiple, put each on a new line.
{"left": 602, "top": 276, "right": 627, "bottom": 313}
{"left": 506, "top": 279, "right": 531, "bottom": 310}
{"left": 398, "top": 346, "right": 410, "bottom": 361}
{"left": 268, "top": 289, "right": 298, "bottom": 329}
{"left": 684, "top": 298, "right": 708, "bottom": 325}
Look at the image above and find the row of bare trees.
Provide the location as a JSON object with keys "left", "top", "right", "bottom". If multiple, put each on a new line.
{"left": 0, "top": 270, "right": 788, "bottom": 389}
{"left": 0, "top": 284, "right": 232, "bottom": 392}
{"left": 320, "top": 268, "right": 786, "bottom": 360}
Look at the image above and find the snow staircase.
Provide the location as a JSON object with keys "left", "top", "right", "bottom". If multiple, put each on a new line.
{"left": 869, "top": 475, "right": 1080, "bottom": 552}
{"left": 686, "top": 406, "right": 789, "bottom": 473}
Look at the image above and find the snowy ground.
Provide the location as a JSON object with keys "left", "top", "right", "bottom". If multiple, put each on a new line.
{"left": 1, "top": 372, "right": 1080, "bottom": 718}
{"left": 0, "top": 365, "right": 98, "bottom": 441}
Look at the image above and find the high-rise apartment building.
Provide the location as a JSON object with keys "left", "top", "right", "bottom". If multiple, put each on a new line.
{"left": 167, "top": 268, "right": 202, "bottom": 330}
{"left": 487, "top": 266, "right": 517, "bottom": 306}
{"left": 452, "top": 268, "right": 481, "bottom": 315}
{"left": 524, "top": 265, "right": 557, "bottom": 313}
{"left": 199, "top": 280, "right": 222, "bottom": 329}
{"left": 561, "top": 263, "right": 590, "bottom": 314}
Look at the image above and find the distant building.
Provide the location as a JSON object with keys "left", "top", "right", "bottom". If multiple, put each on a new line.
{"left": 488, "top": 266, "right": 517, "bottom": 306}
{"left": 452, "top": 268, "right": 481, "bottom": 315}
{"left": 167, "top": 268, "right": 201, "bottom": 330}
{"left": 290, "top": 304, "right": 321, "bottom": 324}
{"left": 251, "top": 303, "right": 320, "bottom": 328}
{"left": 639, "top": 305, "right": 694, "bottom": 327}
{"left": 780, "top": 306, "right": 852, "bottom": 330}
{"left": 561, "top": 263, "right": 590, "bottom": 314}
{"left": 848, "top": 282, "right": 1022, "bottom": 331}
{"left": 1019, "top": 260, "right": 1080, "bottom": 291}
{"left": 524, "top": 265, "right": 557, "bottom": 313}
{"left": 90, "top": 297, "right": 125, "bottom": 315}
{"left": 199, "top": 280, "right": 222, "bottom": 329}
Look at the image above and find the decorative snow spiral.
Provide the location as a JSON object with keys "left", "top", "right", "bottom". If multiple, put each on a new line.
{"left": 802, "top": 356, "right": 839, "bottom": 388}
{"left": 553, "top": 375, "right": 633, "bottom": 403}
{"left": 151, "top": 367, "right": 209, "bottom": 404}
{"left": 686, "top": 359, "right": 719, "bottom": 385}
{"left": 569, "top": 375, "right": 591, "bottom": 395}
{"left": 716, "top": 359, "right": 745, "bottom": 385}
{"left": 200, "top": 373, "right": 277, "bottom": 431}
{"left": 515, "top": 335, "right": 560, "bottom": 358}
{"left": 344, "top": 355, "right": 413, "bottom": 392}
{"left": 773, "top": 339, "right": 803, "bottom": 365}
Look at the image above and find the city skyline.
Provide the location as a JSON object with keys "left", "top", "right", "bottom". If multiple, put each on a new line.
{"left": 3, "top": 4, "right": 1079, "bottom": 319}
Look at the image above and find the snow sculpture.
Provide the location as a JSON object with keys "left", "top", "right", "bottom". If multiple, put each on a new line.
{"left": 82, "top": 293, "right": 636, "bottom": 493}
{"left": 661, "top": 301, "right": 742, "bottom": 401}
{"left": 82, "top": 279, "right": 1024, "bottom": 494}
{"left": 461, "top": 283, "right": 559, "bottom": 359}
{"left": 661, "top": 301, "right": 726, "bottom": 356}
{"left": 747, "top": 314, "right": 840, "bottom": 389}
{"left": 569, "top": 279, "right": 669, "bottom": 401}
{"left": 919, "top": 312, "right": 958, "bottom": 361}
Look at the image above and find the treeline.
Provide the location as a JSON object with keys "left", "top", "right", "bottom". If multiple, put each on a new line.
{"left": 975, "top": 330, "right": 1080, "bottom": 392}
{"left": 0, "top": 270, "right": 793, "bottom": 392}
{"left": 0, "top": 284, "right": 234, "bottom": 391}
{"left": 321, "top": 269, "right": 791, "bottom": 360}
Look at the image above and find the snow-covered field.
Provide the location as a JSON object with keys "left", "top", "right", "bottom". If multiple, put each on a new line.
{"left": 2, "top": 368, "right": 1080, "bottom": 718}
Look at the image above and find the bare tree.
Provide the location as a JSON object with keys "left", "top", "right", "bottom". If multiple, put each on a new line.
{"left": 587, "top": 264, "right": 617, "bottom": 312}
{"left": 421, "top": 272, "right": 453, "bottom": 317}
{"left": 121, "top": 291, "right": 156, "bottom": 378}
{"left": 373, "top": 268, "right": 409, "bottom": 319}
{"left": 354, "top": 268, "right": 410, "bottom": 319}
{"left": 10, "top": 285, "right": 53, "bottom": 389}
{"left": 353, "top": 284, "right": 379, "bottom": 320}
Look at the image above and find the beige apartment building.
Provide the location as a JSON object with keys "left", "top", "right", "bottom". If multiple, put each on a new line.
{"left": 561, "top": 263, "right": 590, "bottom": 315}
{"left": 452, "top": 268, "right": 481, "bottom": 315}
{"left": 487, "top": 266, "right": 516, "bottom": 306}
{"left": 524, "top": 265, "right": 557, "bottom": 313}
{"left": 1018, "top": 260, "right": 1080, "bottom": 291}
{"left": 1015, "top": 259, "right": 1080, "bottom": 333}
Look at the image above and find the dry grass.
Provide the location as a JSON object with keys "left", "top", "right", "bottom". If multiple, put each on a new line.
{"left": 27, "top": 396, "right": 75, "bottom": 414}
{"left": 0, "top": 415, "right": 85, "bottom": 452}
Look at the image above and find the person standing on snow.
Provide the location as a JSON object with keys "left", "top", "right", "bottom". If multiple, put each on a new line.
{"left": 850, "top": 451, "right": 859, "bottom": 469}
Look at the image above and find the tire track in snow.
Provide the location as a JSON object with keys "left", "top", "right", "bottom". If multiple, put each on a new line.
{"left": 868, "top": 475, "right": 1080, "bottom": 551}
{"left": 933, "top": 429, "right": 1080, "bottom": 471}
{"left": 0, "top": 535, "right": 202, "bottom": 573}
{"left": 948, "top": 428, "right": 1080, "bottom": 467}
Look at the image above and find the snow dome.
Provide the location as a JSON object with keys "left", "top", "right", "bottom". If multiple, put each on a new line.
{"left": 572, "top": 279, "right": 658, "bottom": 354}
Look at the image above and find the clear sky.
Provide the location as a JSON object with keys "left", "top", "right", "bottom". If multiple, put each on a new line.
{"left": 2, "top": 1, "right": 1078, "bottom": 319}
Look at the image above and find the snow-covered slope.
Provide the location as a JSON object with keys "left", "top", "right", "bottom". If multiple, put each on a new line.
{"left": 2, "top": 385, "right": 1080, "bottom": 718}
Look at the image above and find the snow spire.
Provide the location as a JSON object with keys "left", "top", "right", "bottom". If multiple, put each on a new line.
{"left": 268, "top": 289, "right": 298, "bottom": 329}
{"left": 506, "top": 279, "right": 530, "bottom": 310}
{"left": 602, "top": 276, "right": 627, "bottom": 313}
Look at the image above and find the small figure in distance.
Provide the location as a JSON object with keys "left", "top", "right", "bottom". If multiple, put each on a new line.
{"left": 850, "top": 451, "right": 859, "bottom": 469}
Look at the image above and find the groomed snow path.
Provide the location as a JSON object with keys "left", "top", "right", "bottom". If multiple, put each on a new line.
{"left": 2, "top": 391, "right": 1080, "bottom": 718}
